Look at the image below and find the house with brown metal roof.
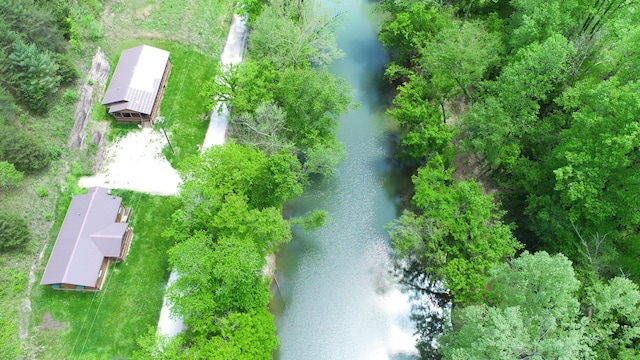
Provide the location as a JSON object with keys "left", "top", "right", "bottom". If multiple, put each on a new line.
{"left": 102, "top": 45, "right": 171, "bottom": 126}
{"left": 40, "top": 187, "right": 133, "bottom": 291}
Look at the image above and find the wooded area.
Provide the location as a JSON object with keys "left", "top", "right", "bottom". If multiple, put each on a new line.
{"left": 379, "top": 0, "right": 640, "bottom": 358}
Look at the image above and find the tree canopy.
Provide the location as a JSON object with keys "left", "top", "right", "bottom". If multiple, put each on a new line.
{"left": 378, "top": 0, "right": 640, "bottom": 357}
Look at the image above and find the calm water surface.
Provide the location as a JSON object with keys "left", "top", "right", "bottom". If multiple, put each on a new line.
{"left": 273, "top": 1, "right": 417, "bottom": 359}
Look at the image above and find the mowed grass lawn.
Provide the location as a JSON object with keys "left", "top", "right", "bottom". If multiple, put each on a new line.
{"left": 101, "top": 39, "right": 219, "bottom": 165}
{"left": 28, "top": 192, "right": 180, "bottom": 359}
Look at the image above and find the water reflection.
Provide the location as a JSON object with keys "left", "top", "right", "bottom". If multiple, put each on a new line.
{"left": 273, "top": 0, "right": 417, "bottom": 359}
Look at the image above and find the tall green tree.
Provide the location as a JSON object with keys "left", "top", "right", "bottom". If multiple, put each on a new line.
{"left": 439, "top": 251, "right": 590, "bottom": 359}
{"left": 387, "top": 74, "right": 453, "bottom": 163}
{"left": 7, "top": 40, "right": 61, "bottom": 114}
{"left": 526, "top": 78, "right": 640, "bottom": 249}
{"left": 420, "top": 19, "right": 501, "bottom": 103}
{"left": 388, "top": 155, "right": 521, "bottom": 304}
{"left": 248, "top": 0, "right": 343, "bottom": 70}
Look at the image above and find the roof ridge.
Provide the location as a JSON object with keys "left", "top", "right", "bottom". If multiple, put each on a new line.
{"left": 60, "top": 189, "right": 100, "bottom": 281}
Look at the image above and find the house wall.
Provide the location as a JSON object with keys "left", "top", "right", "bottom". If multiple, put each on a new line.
{"left": 148, "top": 60, "right": 172, "bottom": 126}
{"left": 111, "top": 111, "right": 147, "bottom": 123}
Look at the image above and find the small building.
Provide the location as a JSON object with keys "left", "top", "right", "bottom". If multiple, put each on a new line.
{"left": 102, "top": 45, "right": 171, "bottom": 126}
{"left": 40, "top": 187, "right": 133, "bottom": 291}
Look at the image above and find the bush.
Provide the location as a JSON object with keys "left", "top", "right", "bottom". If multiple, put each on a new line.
{"left": 53, "top": 53, "right": 80, "bottom": 86}
{"left": 0, "top": 130, "right": 51, "bottom": 172}
{"left": 35, "top": 186, "right": 49, "bottom": 197}
{"left": 62, "top": 89, "right": 79, "bottom": 105}
{"left": 0, "top": 161, "right": 24, "bottom": 190}
{"left": 0, "top": 212, "right": 31, "bottom": 252}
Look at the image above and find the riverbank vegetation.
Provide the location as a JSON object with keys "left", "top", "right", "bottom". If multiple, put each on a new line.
{"left": 131, "top": 0, "right": 352, "bottom": 358}
{"left": 378, "top": 0, "right": 640, "bottom": 358}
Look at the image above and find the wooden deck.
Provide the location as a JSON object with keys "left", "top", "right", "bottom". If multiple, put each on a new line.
{"left": 118, "top": 228, "right": 134, "bottom": 261}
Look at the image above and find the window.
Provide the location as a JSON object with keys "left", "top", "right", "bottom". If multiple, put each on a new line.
{"left": 122, "top": 112, "right": 132, "bottom": 118}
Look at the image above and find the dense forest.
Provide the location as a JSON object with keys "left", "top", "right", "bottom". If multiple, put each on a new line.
{"left": 378, "top": 0, "right": 640, "bottom": 358}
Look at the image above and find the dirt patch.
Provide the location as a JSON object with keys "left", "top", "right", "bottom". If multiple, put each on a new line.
{"left": 79, "top": 128, "right": 181, "bottom": 195}
{"left": 39, "top": 312, "right": 67, "bottom": 331}
{"left": 135, "top": 5, "right": 156, "bottom": 21}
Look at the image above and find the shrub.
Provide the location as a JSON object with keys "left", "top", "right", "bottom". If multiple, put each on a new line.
{"left": 62, "top": 90, "right": 79, "bottom": 105}
{"left": 0, "top": 161, "right": 24, "bottom": 190}
{"left": 53, "top": 53, "right": 80, "bottom": 86}
{"left": 35, "top": 186, "right": 49, "bottom": 198}
{"left": 0, "top": 130, "right": 51, "bottom": 172}
{"left": 0, "top": 212, "right": 31, "bottom": 252}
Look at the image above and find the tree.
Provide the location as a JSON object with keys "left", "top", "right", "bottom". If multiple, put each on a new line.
{"left": 273, "top": 66, "right": 352, "bottom": 150}
{"left": 167, "top": 232, "right": 269, "bottom": 328}
{"left": 178, "top": 142, "right": 302, "bottom": 210}
{"left": 183, "top": 309, "right": 278, "bottom": 359}
{"left": 439, "top": 251, "right": 590, "bottom": 359}
{"left": 0, "top": 129, "right": 50, "bottom": 172}
{"left": 420, "top": 20, "right": 501, "bottom": 103}
{"left": 229, "top": 101, "right": 294, "bottom": 155}
{"left": 0, "top": 212, "right": 30, "bottom": 251}
{"left": 586, "top": 277, "right": 640, "bottom": 358}
{"left": 249, "top": 0, "right": 344, "bottom": 70}
{"left": 301, "top": 138, "right": 345, "bottom": 179}
{"left": 524, "top": 78, "right": 640, "bottom": 248}
{"left": 552, "top": 78, "right": 640, "bottom": 235}
{"left": 248, "top": 0, "right": 343, "bottom": 70}
{"left": 7, "top": 40, "right": 61, "bottom": 114}
{"left": 387, "top": 155, "right": 521, "bottom": 304}
{"left": 387, "top": 74, "right": 453, "bottom": 163}
{"left": 378, "top": 1, "right": 451, "bottom": 66}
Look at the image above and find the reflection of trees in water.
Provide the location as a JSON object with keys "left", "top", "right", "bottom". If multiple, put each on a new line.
{"left": 393, "top": 259, "right": 450, "bottom": 360}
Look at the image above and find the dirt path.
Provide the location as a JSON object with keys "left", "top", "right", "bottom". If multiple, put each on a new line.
{"left": 202, "top": 14, "right": 248, "bottom": 149}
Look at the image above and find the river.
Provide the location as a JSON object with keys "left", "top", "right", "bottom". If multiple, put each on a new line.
{"left": 272, "top": 1, "right": 417, "bottom": 359}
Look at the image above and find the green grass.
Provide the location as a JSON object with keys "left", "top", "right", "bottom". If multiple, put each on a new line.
{"left": 103, "top": 38, "right": 218, "bottom": 166}
{"left": 28, "top": 191, "right": 179, "bottom": 359}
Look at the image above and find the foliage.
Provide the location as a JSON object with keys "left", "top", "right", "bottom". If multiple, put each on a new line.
{"left": 164, "top": 144, "right": 295, "bottom": 357}
{"left": 388, "top": 155, "right": 522, "bottom": 304}
{"left": 0, "top": 161, "right": 23, "bottom": 190}
{"left": 379, "top": 0, "right": 640, "bottom": 356}
{"left": 0, "top": 129, "right": 50, "bottom": 172}
{"left": 439, "top": 251, "right": 590, "bottom": 359}
{"left": 387, "top": 74, "right": 453, "bottom": 163}
{"left": 229, "top": 101, "right": 294, "bottom": 155}
{"left": 378, "top": 1, "right": 451, "bottom": 66}
{"left": 178, "top": 142, "right": 303, "bottom": 213}
{"left": 248, "top": 0, "right": 344, "bottom": 69}
{"left": 0, "top": 212, "right": 30, "bottom": 252}
{"left": 6, "top": 40, "right": 61, "bottom": 114}
{"left": 288, "top": 209, "right": 328, "bottom": 231}
{"left": 0, "top": 86, "right": 21, "bottom": 124}
{"left": 420, "top": 19, "right": 502, "bottom": 103}
{"left": 586, "top": 277, "right": 640, "bottom": 358}
{"left": 225, "top": 60, "right": 352, "bottom": 153}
